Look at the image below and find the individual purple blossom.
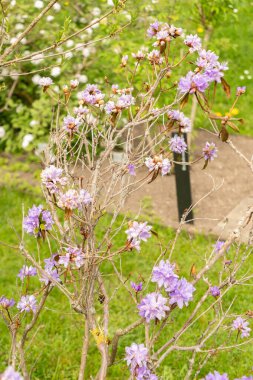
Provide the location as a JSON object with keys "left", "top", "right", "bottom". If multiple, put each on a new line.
{"left": 147, "top": 21, "right": 160, "bottom": 37}
{"left": 210, "top": 286, "right": 220, "bottom": 298}
{"left": 105, "top": 101, "right": 116, "bottom": 114}
{"left": 204, "top": 371, "right": 229, "bottom": 380}
{"left": 17, "top": 295, "right": 37, "bottom": 313}
{"left": 44, "top": 254, "right": 59, "bottom": 270}
{"left": 152, "top": 260, "right": 178, "bottom": 291}
{"left": 184, "top": 34, "right": 202, "bottom": 53}
{"left": 117, "top": 94, "right": 135, "bottom": 109}
{"left": 196, "top": 49, "right": 219, "bottom": 69}
{"left": 169, "top": 278, "right": 195, "bottom": 309}
{"left": 203, "top": 142, "right": 218, "bottom": 161}
{"left": 131, "top": 282, "right": 143, "bottom": 292}
{"left": 132, "top": 50, "right": 146, "bottom": 61}
{"left": 0, "top": 296, "right": 15, "bottom": 309}
{"left": 73, "top": 105, "right": 89, "bottom": 116}
{"left": 70, "top": 79, "right": 79, "bottom": 88}
{"left": 128, "top": 164, "right": 136, "bottom": 176}
{"left": 153, "top": 29, "right": 169, "bottom": 47}
{"left": 121, "top": 55, "right": 128, "bottom": 67}
{"left": 126, "top": 221, "right": 152, "bottom": 243}
{"left": 235, "top": 377, "right": 253, "bottom": 380}
{"left": 138, "top": 292, "right": 169, "bottom": 322}
{"left": 1, "top": 366, "right": 23, "bottom": 380}
{"left": 178, "top": 71, "right": 209, "bottom": 94}
{"left": 128, "top": 239, "right": 141, "bottom": 252}
{"left": 168, "top": 110, "right": 192, "bottom": 132}
{"left": 169, "top": 135, "right": 187, "bottom": 154}
{"left": 23, "top": 205, "right": 54, "bottom": 237}
{"left": 38, "top": 76, "right": 53, "bottom": 88}
{"left": 40, "top": 267, "right": 60, "bottom": 285}
{"left": 18, "top": 265, "right": 37, "bottom": 281}
{"left": 232, "top": 317, "right": 251, "bottom": 338}
{"left": 59, "top": 246, "right": 85, "bottom": 269}
{"left": 80, "top": 84, "right": 105, "bottom": 106}
{"left": 147, "top": 50, "right": 163, "bottom": 65}
{"left": 125, "top": 343, "right": 148, "bottom": 373}
{"left": 41, "top": 165, "right": 67, "bottom": 194}
{"left": 214, "top": 241, "right": 225, "bottom": 253}
{"left": 63, "top": 115, "right": 82, "bottom": 133}
{"left": 236, "top": 86, "right": 246, "bottom": 96}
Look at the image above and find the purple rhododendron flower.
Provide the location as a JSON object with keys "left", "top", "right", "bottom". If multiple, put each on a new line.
{"left": 138, "top": 292, "right": 169, "bottom": 322}
{"left": 125, "top": 343, "right": 148, "bottom": 375}
{"left": 126, "top": 221, "right": 152, "bottom": 243}
{"left": 152, "top": 260, "right": 178, "bottom": 292}
{"left": 203, "top": 142, "right": 218, "bottom": 161}
{"left": 18, "top": 265, "right": 37, "bottom": 281}
{"left": 236, "top": 86, "right": 246, "bottom": 96}
{"left": 80, "top": 84, "right": 105, "bottom": 106}
{"left": 232, "top": 317, "right": 251, "bottom": 338}
{"left": 178, "top": 71, "right": 209, "bottom": 94}
{"left": 235, "top": 377, "right": 253, "bottom": 380}
{"left": 23, "top": 205, "right": 54, "bottom": 237}
{"left": 132, "top": 50, "right": 146, "bottom": 61}
{"left": 169, "top": 278, "right": 195, "bottom": 309}
{"left": 41, "top": 165, "right": 67, "bottom": 193}
{"left": 136, "top": 366, "right": 158, "bottom": 380}
{"left": 147, "top": 21, "right": 160, "bottom": 37}
{"left": 184, "top": 34, "right": 202, "bottom": 53}
{"left": 214, "top": 241, "right": 225, "bottom": 253}
{"left": 40, "top": 267, "right": 60, "bottom": 285}
{"left": 78, "top": 189, "right": 92, "bottom": 206}
{"left": 145, "top": 156, "right": 171, "bottom": 176}
{"left": 17, "top": 295, "right": 37, "bottom": 313}
{"left": 196, "top": 49, "right": 219, "bottom": 69}
{"left": 1, "top": 366, "right": 23, "bottom": 380}
{"left": 147, "top": 50, "right": 164, "bottom": 65}
{"left": 58, "top": 189, "right": 80, "bottom": 210}
{"left": 204, "top": 371, "right": 229, "bottom": 380}
{"left": 131, "top": 282, "right": 143, "bottom": 292}
{"left": 169, "top": 135, "right": 187, "bottom": 154}
{"left": 168, "top": 110, "right": 192, "bottom": 132}
{"left": 210, "top": 286, "right": 220, "bottom": 298}
{"left": 44, "top": 254, "right": 59, "bottom": 270}
{"left": 63, "top": 115, "right": 82, "bottom": 133}
{"left": 0, "top": 296, "right": 15, "bottom": 309}
{"left": 59, "top": 247, "right": 85, "bottom": 269}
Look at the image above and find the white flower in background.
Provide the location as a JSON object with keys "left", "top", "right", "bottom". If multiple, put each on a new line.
{"left": 22, "top": 134, "right": 34, "bottom": 149}
{"left": 32, "top": 74, "right": 41, "bottom": 84}
{"left": 51, "top": 67, "right": 61, "bottom": 77}
{"left": 91, "top": 19, "right": 99, "bottom": 29}
{"left": 31, "top": 53, "right": 44, "bottom": 65}
{"left": 54, "top": 86, "right": 60, "bottom": 93}
{"left": 53, "top": 2, "right": 61, "bottom": 11}
{"left": 46, "top": 15, "right": 54, "bottom": 22}
{"left": 70, "top": 79, "right": 79, "bottom": 88}
{"left": 10, "top": 72, "right": 19, "bottom": 80}
{"left": 78, "top": 75, "right": 88, "bottom": 83}
{"left": 15, "top": 23, "right": 24, "bottom": 31}
{"left": 21, "top": 38, "right": 27, "bottom": 44}
{"left": 107, "top": 0, "right": 114, "bottom": 5}
{"left": 34, "top": 0, "right": 44, "bottom": 9}
{"left": 86, "top": 28, "right": 93, "bottom": 36}
{"left": 66, "top": 40, "right": 74, "bottom": 48}
{"left": 38, "top": 77, "right": 53, "bottom": 87}
{"left": 91, "top": 7, "right": 101, "bottom": 16}
{"left": 0, "top": 127, "right": 6, "bottom": 138}
{"left": 65, "top": 52, "right": 73, "bottom": 60}
{"left": 35, "top": 142, "right": 48, "bottom": 157}
{"left": 10, "top": 37, "right": 18, "bottom": 44}
{"left": 30, "top": 120, "right": 38, "bottom": 127}
{"left": 39, "top": 30, "right": 46, "bottom": 35}
{"left": 10, "top": 0, "right": 16, "bottom": 6}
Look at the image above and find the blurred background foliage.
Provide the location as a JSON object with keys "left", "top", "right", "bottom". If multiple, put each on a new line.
{"left": 1, "top": 0, "right": 253, "bottom": 155}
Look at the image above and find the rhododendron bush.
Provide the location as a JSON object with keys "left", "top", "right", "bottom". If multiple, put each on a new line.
{"left": 1, "top": 6, "right": 253, "bottom": 380}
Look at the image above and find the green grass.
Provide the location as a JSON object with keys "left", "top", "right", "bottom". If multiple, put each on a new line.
{"left": 0, "top": 186, "right": 253, "bottom": 379}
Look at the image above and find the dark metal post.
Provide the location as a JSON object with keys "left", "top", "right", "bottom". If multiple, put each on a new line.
{"left": 172, "top": 132, "right": 194, "bottom": 223}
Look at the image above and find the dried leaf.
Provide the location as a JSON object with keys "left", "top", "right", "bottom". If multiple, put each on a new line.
{"left": 151, "top": 230, "right": 158, "bottom": 238}
{"left": 148, "top": 169, "right": 159, "bottom": 184}
{"left": 227, "top": 121, "right": 240, "bottom": 133}
{"left": 219, "top": 127, "right": 229, "bottom": 142}
{"left": 221, "top": 77, "right": 231, "bottom": 98}
{"left": 190, "top": 263, "right": 197, "bottom": 278}
{"left": 180, "top": 92, "right": 189, "bottom": 109}
{"left": 202, "top": 159, "right": 208, "bottom": 170}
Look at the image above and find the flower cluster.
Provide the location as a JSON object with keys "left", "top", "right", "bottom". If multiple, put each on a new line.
{"left": 57, "top": 189, "right": 92, "bottom": 211}
{"left": 125, "top": 343, "right": 157, "bottom": 379}
{"left": 184, "top": 34, "right": 202, "bottom": 53}
{"left": 80, "top": 84, "right": 105, "bottom": 106}
{"left": 105, "top": 93, "right": 135, "bottom": 114}
{"left": 147, "top": 49, "right": 163, "bottom": 65}
{"left": 38, "top": 76, "right": 53, "bottom": 89}
{"left": 152, "top": 259, "right": 195, "bottom": 309}
{"left": 167, "top": 109, "right": 192, "bottom": 133}
{"left": 169, "top": 135, "right": 187, "bottom": 154}
{"left": 40, "top": 254, "right": 60, "bottom": 285}
{"left": 138, "top": 292, "right": 169, "bottom": 322}
{"left": 131, "top": 282, "right": 143, "bottom": 293}
{"left": 59, "top": 247, "right": 85, "bottom": 269}
{"left": 147, "top": 21, "right": 182, "bottom": 45}
{"left": 210, "top": 286, "right": 220, "bottom": 298}
{"left": 125, "top": 221, "right": 152, "bottom": 251}
{"left": 18, "top": 265, "right": 37, "bottom": 281}
{"left": 23, "top": 205, "right": 54, "bottom": 237}
{"left": 203, "top": 142, "right": 218, "bottom": 161}
{"left": 0, "top": 296, "right": 15, "bottom": 309}
{"left": 145, "top": 155, "right": 171, "bottom": 176}
{"left": 41, "top": 165, "right": 67, "bottom": 194}
{"left": 0, "top": 366, "right": 23, "bottom": 380}
{"left": 63, "top": 115, "right": 82, "bottom": 134}
{"left": 204, "top": 371, "right": 229, "bottom": 380}
{"left": 232, "top": 317, "right": 251, "bottom": 338}
{"left": 17, "top": 295, "right": 37, "bottom": 313}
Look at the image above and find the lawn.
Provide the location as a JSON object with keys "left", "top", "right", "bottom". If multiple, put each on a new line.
{"left": 0, "top": 185, "right": 253, "bottom": 379}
